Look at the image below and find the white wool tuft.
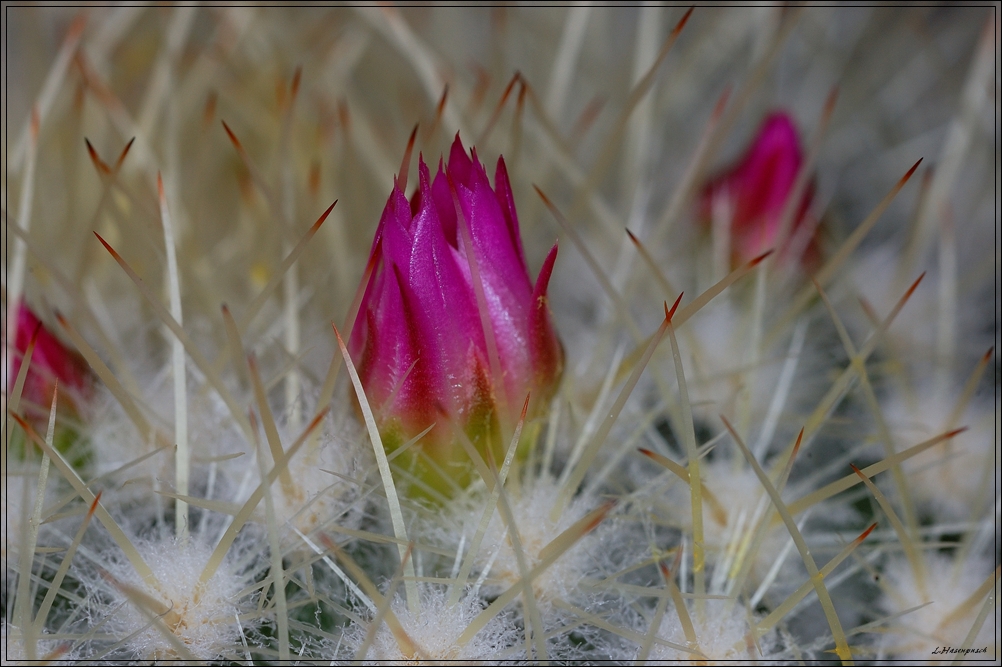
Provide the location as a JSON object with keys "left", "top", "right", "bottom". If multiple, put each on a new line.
{"left": 470, "top": 476, "right": 601, "bottom": 606}
{"left": 344, "top": 586, "right": 521, "bottom": 663}
{"left": 646, "top": 599, "right": 782, "bottom": 663}
{"left": 879, "top": 553, "right": 998, "bottom": 662}
{"left": 81, "top": 534, "right": 263, "bottom": 661}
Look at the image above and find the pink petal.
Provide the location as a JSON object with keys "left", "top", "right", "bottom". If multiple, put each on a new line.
{"left": 494, "top": 155, "right": 528, "bottom": 275}
{"left": 361, "top": 265, "right": 437, "bottom": 430}
{"left": 406, "top": 160, "right": 486, "bottom": 414}
{"left": 447, "top": 146, "right": 532, "bottom": 313}
{"left": 447, "top": 133, "right": 474, "bottom": 187}
{"left": 431, "top": 158, "right": 458, "bottom": 246}
{"left": 527, "top": 244, "right": 563, "bottom": 389}
{"left": 10, "top": 303, "right": 92, "bottom": 416}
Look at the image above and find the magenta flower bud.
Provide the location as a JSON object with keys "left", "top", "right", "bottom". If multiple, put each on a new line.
{"left": 8, "top": 303, "right": 93, "bottom": 421}
{"left": 699, "top": 112, "right": 820, "bottom": 267}
{"left": 349, "top": 135, "right": 563, "bottom": 494}
{"left": 6, "top": 303, "right": 95, "bottom": 468}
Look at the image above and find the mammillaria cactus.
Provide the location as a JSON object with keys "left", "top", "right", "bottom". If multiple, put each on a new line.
{"left": 3, "top": 6, "right": 996, "bottom": 664}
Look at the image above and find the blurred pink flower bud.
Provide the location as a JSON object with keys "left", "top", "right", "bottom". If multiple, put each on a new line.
{"left": 699, "top": 112, "right": 820, "bottom": 267}
{"left": 350, "top": 135, "right": 563, "bottom": 493}
{"left": 7, "top": 303, "right": 93, "bottom": 422}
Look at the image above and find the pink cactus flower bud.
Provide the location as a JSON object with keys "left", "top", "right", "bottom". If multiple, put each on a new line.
{"left": 349, "top": 135, "right": 563, "bottom": 494}
{"left": 699, "top": 112, "right": 820, "bottom": 267}
{"left": 7, "top": 303, "right": 94, "bottom": 424}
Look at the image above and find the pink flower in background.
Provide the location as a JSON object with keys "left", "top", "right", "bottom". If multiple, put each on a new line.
{"left": 699, "top": 112, "right": 820, "bottom": 266}
{"left": 8, "top": 303, "right": 93, "bottom": 420}
{"left": 350, "top": 135, "right": 563, "bottom": 492}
